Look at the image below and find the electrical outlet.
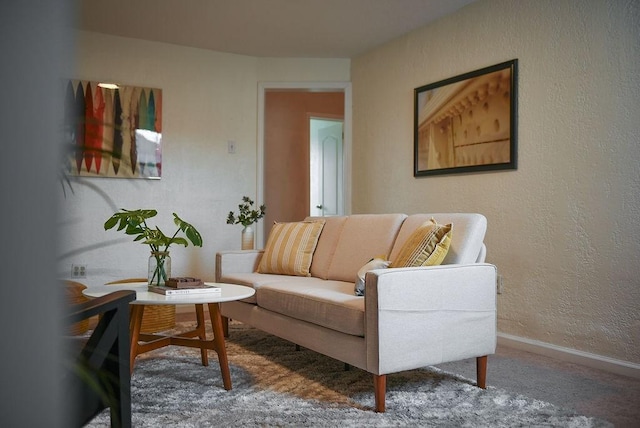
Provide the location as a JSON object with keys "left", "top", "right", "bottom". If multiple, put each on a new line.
{"left": 71, "top": 264, "right": 87, "bottom": 278}
{"left": 497, "top": 275, "right": 504, "bottom": 294}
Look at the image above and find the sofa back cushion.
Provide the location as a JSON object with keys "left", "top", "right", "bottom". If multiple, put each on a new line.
{"left": 389, "top": 213, "right": 487, "bottom": 264}
{"left": 324, "top": 214, "right": 407, "bottom": 282}
{"left": 306, "top": 216, "right": 348, "bottom": 279}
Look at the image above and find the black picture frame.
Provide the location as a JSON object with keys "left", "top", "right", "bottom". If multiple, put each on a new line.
{"left": 414, "top": 59, "right": 518, "bottom": 177}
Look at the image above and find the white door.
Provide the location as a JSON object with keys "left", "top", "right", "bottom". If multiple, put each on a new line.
{"left": 310, "top": 119, "right": 344, "bottom": 217}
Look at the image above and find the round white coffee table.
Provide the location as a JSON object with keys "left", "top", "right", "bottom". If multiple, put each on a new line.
{"left": 83, "top": 282, "right": 255, "bottom": 390}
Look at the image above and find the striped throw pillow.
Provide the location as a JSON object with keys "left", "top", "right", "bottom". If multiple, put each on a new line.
{"left": 258, "top": 220, "right": 325, "bottom": 277}
{"left": 391, "top": 218, "right": 452, "bottom": 268}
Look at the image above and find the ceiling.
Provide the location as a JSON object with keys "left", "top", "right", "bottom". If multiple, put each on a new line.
{"left": 77, "top": 0, "right": 477, "bottom": 58}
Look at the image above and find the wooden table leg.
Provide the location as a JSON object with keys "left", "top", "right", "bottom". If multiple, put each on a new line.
{"left": 208, "top": 302, "right": 232, "bottom": 390}
{"left": 129, "top": 305, "right": 144, "bottom": 373}
{"left": 195, "top": 304, "right": 209, "bottom": 366}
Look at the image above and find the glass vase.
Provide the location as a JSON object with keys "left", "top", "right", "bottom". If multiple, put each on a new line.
{"left": 148, "top": 251, "right": 171, "bottom": 286}
{"left": 241, "top": 225, "right": 254, "bottom": 250}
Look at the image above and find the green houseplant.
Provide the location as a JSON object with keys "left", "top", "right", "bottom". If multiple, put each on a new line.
{"left": 104, "top": 209, "right": 203, "bottom": 286}
{"left": 226, "top": 196, "right": 266, "bottom": 250}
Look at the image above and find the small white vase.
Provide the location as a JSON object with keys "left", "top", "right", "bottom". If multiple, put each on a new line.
{"left": 241, "top": 225, "right": 254, "bottom": 250}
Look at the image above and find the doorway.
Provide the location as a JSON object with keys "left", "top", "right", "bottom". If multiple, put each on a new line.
{"left": 258, "top": 82, "right": 352, "bottom": 246}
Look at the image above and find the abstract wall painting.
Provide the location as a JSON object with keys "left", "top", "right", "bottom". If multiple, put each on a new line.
{"left": 64, "top": 80, "right": 163, "bottom": 179}
{"left": 414, "top": 59, "right": 518, "bottom": 177}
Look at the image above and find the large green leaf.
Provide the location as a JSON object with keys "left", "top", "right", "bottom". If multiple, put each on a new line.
{"left": 170, "top": 237, "right": 189, "bottom": 247}
{"left": 104, "top": 209, "right": 203, "bottom": 253}
{"left": 173, "top": 213, "right": 203, "bottom": 247}
{"left": 103, "top": 216, "right": 119, "bottom": 230}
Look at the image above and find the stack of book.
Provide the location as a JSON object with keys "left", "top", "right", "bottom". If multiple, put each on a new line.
{"left": 148, "top": 277, "right": 221, "bottom": 296}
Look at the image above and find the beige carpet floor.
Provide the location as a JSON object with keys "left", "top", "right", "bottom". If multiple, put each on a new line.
{"left": 436, "top": 343, "right": 640, "bottom": 427}
{"left": 84, "top": 316, "right": 620, "bottom": 427}
{"left": 162, "top": 313, "right": 639, "bottom": 427}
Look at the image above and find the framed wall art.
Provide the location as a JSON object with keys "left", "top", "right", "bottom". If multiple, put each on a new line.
{"left": 64, "top": 79, "right": 163, "bottom": 179}
{"left": 414, "top": 59, "right": 518, "bottom": 177}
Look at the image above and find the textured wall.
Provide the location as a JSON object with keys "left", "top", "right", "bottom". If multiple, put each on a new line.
{"left": 351, "top": 0, "right": 640, "bottom": 363}
{"left": 60, "top": 31, "right": 349, "bottom": 285}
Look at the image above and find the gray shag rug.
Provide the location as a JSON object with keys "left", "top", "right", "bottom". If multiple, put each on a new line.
{"left": 87, "top": 322, "right": 611, "bottom": 427}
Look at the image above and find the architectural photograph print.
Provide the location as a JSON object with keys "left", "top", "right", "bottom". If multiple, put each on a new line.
{"left": 414, "top": 59, "right": 518, "bottom": 176}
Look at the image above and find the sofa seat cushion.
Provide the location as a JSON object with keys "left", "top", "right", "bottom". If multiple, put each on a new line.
{"left": 218, "top": 273, "right": 305, "bottom": 304}
{"left": 256, "top": 278, "right": 365, "bottom": 337}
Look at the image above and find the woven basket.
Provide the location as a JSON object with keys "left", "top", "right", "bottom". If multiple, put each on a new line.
{"left": 139, "top": 304, "right": 176, "bottom": 333}
{"left": 107, "top": 278, "right": 176, "bottom": 333}
{"left": 64, "top": 280, "right": 90, "bottom": 335}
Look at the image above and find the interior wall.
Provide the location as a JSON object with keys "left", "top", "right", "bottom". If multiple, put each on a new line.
{"left": 263, "top": 91, "right": 344, "bottom": 239}
{"left": 60, "top": 31, "right": 349, "bottom": 285}
{"left": 351, "top": 0, "right": 640, "bottom": 364}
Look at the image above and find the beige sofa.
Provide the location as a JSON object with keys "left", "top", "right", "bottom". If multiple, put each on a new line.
{"left": 215, "top": 213, "right": 497, "bottom": 412}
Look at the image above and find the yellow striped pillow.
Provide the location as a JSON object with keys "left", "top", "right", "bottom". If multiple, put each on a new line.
{"left": 391, "top": 218, "right": 452, "bottom": 268}
{"left": 258, "top": 220, "right": 326, "bottom": 277}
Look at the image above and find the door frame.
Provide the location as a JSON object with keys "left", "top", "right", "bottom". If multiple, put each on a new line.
{"left": 257, "top": 81, "right": 352, "bottom": 247}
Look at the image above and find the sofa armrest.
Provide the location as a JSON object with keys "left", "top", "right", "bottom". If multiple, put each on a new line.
{"left": 364, "top": 263, "right": 497, "bottom": 375}
{"left": 215, "top": 250, "right": 264, "bottom": 282}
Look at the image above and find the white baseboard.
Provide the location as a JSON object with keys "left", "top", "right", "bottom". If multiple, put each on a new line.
{"left": 497, "top": 332, "right": 640, "bottom": 380}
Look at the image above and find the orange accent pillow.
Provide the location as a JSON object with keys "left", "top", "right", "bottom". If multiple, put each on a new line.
{"left": 258, "top": 221, "right": 325, "bottom": 277}
{"left": 391, "top": 218, "right": 452, "bottom": 267}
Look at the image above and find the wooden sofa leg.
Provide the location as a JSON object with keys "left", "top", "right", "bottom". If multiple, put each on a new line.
{"left": 476, "top": 355, "right": 487, "bottom": 389}
{"left": 374, "top": 374, "right": 386, "bottom": 413}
